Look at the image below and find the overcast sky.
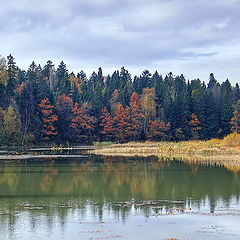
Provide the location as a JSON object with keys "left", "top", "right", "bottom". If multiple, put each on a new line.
{"left": 1, "top": 0, "right": 240, "bottom": 83}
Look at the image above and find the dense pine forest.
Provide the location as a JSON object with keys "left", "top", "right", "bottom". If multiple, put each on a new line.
{"left": 0, "top": 54, "right": 240, "bottom": 147}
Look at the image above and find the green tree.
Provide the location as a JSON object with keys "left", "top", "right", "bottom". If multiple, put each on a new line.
{"left": 56, "top": 61, "right": 71, "bottom": 95}
{"left": 56, "top": 94, "right": 74, "bottom": 141}
{"left": 0, "top": 57, "right": 9, "bottom": 109}
{"left": 6, "top": 54, "right": 18, "bottom": 99}
{"left": 220, "top": 79, "right": 233, "bottom": 137}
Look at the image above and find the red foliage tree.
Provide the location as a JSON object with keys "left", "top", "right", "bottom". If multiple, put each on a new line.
{"left": 147, "top": 119, "right": 170, "bottom": 141}
{"left": 129, "top": 92, "right": 144, "bottom": 140}
{"left": 15, "top": 82, "right": 25, "bottom": 95}
{"left": 114, "top": 104, "right": 132, "bottom": 142}
{"left": 56, "top": 94, "right": 74, "bottom": 113}
{"left": 71, "top": 102, "right": 95, "bottom": 141}
{"left": 100, "top": 107, "right": 116, "bottom": 140}
{"left": 39, "top": 98, "right": 58, "bottom": 141}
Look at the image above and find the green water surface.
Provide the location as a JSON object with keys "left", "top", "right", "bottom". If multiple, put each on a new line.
{"left": 0, "top": 155, "right": 240, "bottom": 240}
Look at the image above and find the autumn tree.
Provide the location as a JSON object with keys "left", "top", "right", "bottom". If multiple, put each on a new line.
{"left": 0, "top": 57, "right": 9, "bottom": 109}
{"left": 189, "top": 113, "right": 201, "bottom": 140}
{"left": 110, "top": 89, "right": 120, "bottom": 115}
{"left": 2, "top": 105, "right": 22, "bottom": 144}
{"left": 0, "top": 107, "right": 4, "bottom": 144}
{"left": 69, "top": 73, "right": 88, "bottom": 104}
{"left": 100, "top": 107, "right": 115, "bottom": 141}
{"left": 141, "top": 88, "right": 157, "bottom": 137}
{"left": 114, "top": 104, "right": 132, "bottom": 142}
{"left": 0, "top": 57, "right": 9, "bottom": 87}
{"left": 39, "top": 98, "right": 58, "bottom": 141}
{"left": 230, "top": 100, "right": 240, "bottom": 133}
{"left": 129, "top": 92, "right": 144, "bottom": 140}
{"left": 147, "top": 120, "right": 170, "bottom": 141}
{"left": 71, "top": 102, "right": 95, "bottom": 142}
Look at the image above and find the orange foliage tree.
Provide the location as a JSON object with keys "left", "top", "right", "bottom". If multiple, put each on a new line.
{"left": 148, "top": 120, "right": 170, "bottom": 141}
{"left": 230, "top": 100, "right": 240, "bottom": 133}
{"left": 39, "top": 98, "right": 58, "bottom": 141}
{"left": 129, "top": 92, "right": 144, "bottom": 140}
{"left": 230, "top": 111, "right": 240, "bottom": 133}
{"left": 71, "top": 102, "right": 95, "bottom": 141}
{"left": 100, "top": 107, "right": 116, "bottom": 141}
{"left": 114, "top": 104, "right": 132, "bottom": 142}
{"left": 189, "top": 113, "right": 201, "bottom": 139}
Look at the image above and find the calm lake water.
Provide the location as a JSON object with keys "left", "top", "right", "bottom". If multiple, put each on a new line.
{"left": 0, "top": 154, "right": 240, "bottom": 240}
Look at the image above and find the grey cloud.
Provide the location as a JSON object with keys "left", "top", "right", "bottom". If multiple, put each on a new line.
{"left": 0, "top": 0, "right": 239, "bottom": 82}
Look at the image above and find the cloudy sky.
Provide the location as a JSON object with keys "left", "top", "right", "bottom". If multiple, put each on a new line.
{"left": 1, "top": 0, "right": 240, "bottom": 83}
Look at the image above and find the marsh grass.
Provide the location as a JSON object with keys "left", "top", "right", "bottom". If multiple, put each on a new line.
{"left": 91, "top": 133, "right": 240, "bottom": 160}
{"left": 158, "top": 139, "right": 226, "bottom": 155}
{"left": 91, "top": 141, "right": 159, "bottom": 156}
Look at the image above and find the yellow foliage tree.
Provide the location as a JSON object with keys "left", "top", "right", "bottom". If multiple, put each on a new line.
{"left": 230, "top": 100, "right": 240, "bottom": 133}
{"left": 0, "top": 57, "right": 9, "bottom": 87}
{"left": 141, "top": 88, "right": 156, "bottom": 136}
{"left": 3, "top": 105, "right": 22, "bottom": 144}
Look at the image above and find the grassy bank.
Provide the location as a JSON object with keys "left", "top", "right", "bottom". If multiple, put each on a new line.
{"left": 91, "top": 142, "right": 159, "bottom": 157}
{"left": 91, "top": 133, "right": 240, "bottom": 158}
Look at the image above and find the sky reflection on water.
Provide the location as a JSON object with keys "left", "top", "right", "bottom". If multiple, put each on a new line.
{"left": 0, "top": 156, "right": 240, "bottom": 240}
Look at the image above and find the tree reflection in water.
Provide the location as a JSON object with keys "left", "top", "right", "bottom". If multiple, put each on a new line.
{"left": 0, "top": 155, "right": 240, "bottom": 238}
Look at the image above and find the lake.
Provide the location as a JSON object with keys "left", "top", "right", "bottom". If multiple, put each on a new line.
{"left": 0, "top": 154, "right": 240, "bottom": 240}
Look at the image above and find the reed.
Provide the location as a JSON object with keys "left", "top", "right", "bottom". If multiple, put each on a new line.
{"left": 91, "top": 133, "right": 240, "bottom": 158}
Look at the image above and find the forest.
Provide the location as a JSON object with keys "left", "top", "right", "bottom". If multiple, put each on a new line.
{"left": 0, "top": 54, "right": 240, "bottom": 147}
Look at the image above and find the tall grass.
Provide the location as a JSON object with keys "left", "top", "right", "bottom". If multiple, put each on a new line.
{"left": 91, "top": 133, "right": 240, "bottom": 157}
{"left": 221, "top": 132, "right": 240, "bottom": 147}
{"left": 157, "top": 139, "right": 223, "bottom": 154}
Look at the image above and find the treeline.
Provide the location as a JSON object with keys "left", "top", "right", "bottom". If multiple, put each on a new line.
{"left": 0, "top": 54, "right": 240, "bottom": 146}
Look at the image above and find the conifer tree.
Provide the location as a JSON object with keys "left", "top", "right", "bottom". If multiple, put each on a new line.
{"left": 57, "top": 61, "right": 71, "bottom": 95}
{"left": 56, "top": 94, "right": 74, "bottom": 141}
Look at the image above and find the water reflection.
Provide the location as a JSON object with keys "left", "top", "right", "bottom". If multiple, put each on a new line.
{"left": 0, "top": 156, "right": 240, "bottom": 239}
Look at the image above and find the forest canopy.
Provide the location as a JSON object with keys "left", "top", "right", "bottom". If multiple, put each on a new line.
{"left": 0, "top": 54, "right": 240, "bottom": 146}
